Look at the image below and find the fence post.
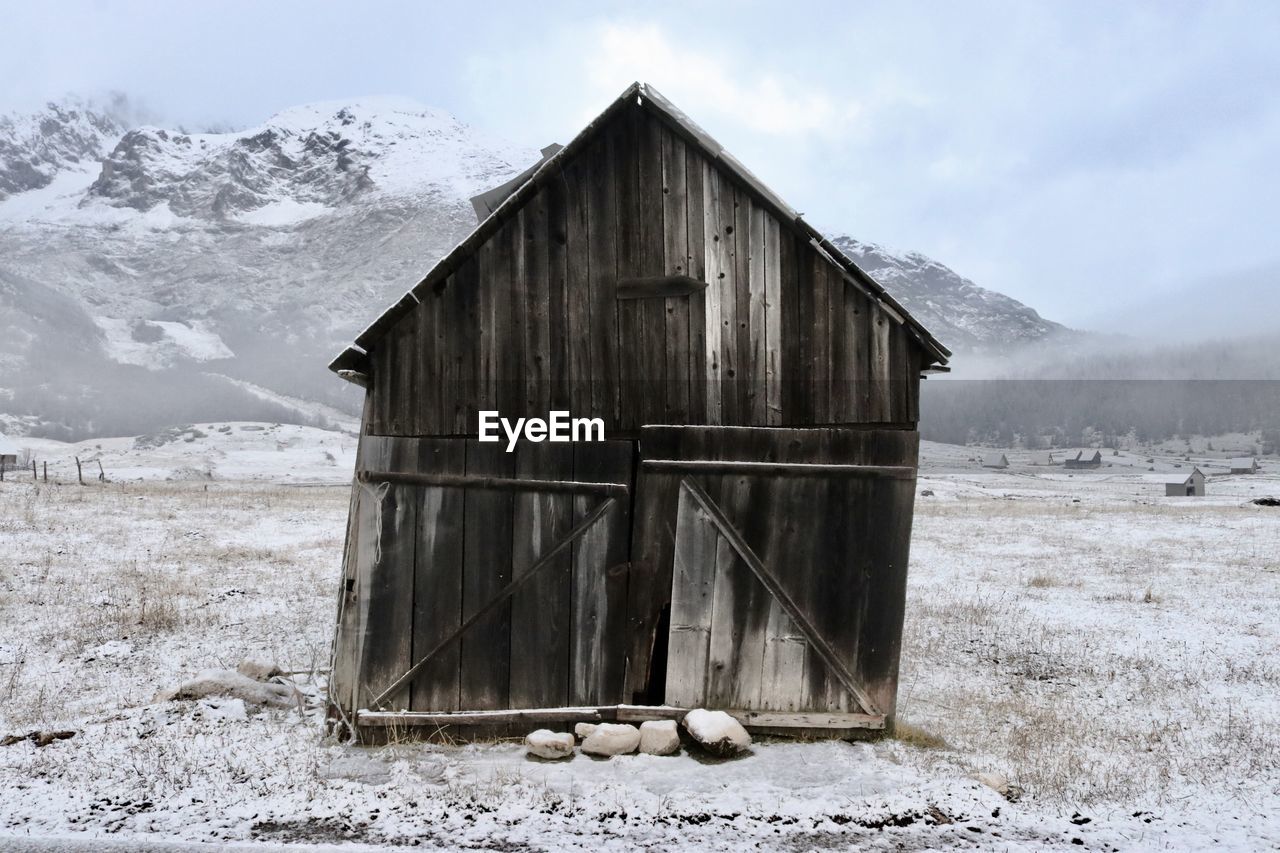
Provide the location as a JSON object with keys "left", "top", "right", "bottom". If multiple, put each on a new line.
{"left": 75, "top": 456, "right": 83, "bottom": 485}
{"left": 43, "top": 461, "right": 48, "bottom": 482}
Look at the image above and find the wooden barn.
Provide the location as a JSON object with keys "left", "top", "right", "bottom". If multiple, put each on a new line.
{"left": 325, "top": 83, "right": 951, "bottom": 741}
{"left": 981, "top": 452, "right": 1009, "bottom": 469}
{"left": 1064, "top": 449, "right": 1103, "bottom": 469}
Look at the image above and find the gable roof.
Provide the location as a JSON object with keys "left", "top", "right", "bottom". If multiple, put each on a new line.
{"left": 982, "top": 452, "right": 1008, "bottom": 466}
{"left": 330, "top": 82, "right": 952, "bottom": 380}
{"left": 0, "top": 432, "right": 18, "bottom": 456}
{"left": 1229, "top": 457, "right": 1257, "bottom": 468}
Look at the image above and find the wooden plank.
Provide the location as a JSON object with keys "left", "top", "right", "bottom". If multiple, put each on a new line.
{"left": 664, "top": 483, "right": 718, "bottom": 707}
{"left": 451, "top": 257, "right": 480, "bottom": 434}
{"left": 718, "top": 171, "right": 741, "bottom": 421}
{"left": 638, "top": 110, "right": 668, "bottom": 426}
{"left": 545, "top": 172, "right": 571, "bottom": 412}
{"left": 734, "top": 187, "right": 754, "bottom": 423}
{"left": 868, "top": 300, "right": 892, "bottom": 422}
{"left": 359, "top": 439, "right": 417, "bottom": 709}
{"left": 661, "top": 125, "right": 690, "bottom": 423}
{"left": 476, "top": 236, "right": 500, "bottom": 415}
{"left": 811, "top": 248, "right": 832, "bottom": 424}
{"left": 360, "top": 470, "right": 627, "bottom": 496}
{"left": 460, "top": 439, "right": 514, "bottom": 711}
{"left": 510, "top": 442, "right": 575, "bottom": 709}
{"left": 616, "top": 275, "right": 706, "bottom": 299}
{"left": 746, "top": 199, "right": 767, "bottom": 424}
{"left": 641, "top": 459, "right": 916, "bottom": 479}
{"left": 410, "top": 439, "right": 465, "bottom": 712}
{"left": 570, "top": 441, "right": 633, "bottom": 705}
{"left": 706, "top": 475, "right": 769, "bottom": 710}
{"left": 358, "top": 705, "right": 883, "bottom": 730}
{"left": 778, "top": 229, "right": 801, "bottom": 425}
{"left": 591, "top": 130, "right": 621, "bottom": 426}
{"left": 499, "top": 213, "right": 525, "bottom": 417}
{"left": 524, "top": 188, "right": 551, "bottom": 415}
{"left": 764, "top": 214, "right": 782, "bottom": 425}
{"left": 702, "top": 162, "right": 726, "bottom": 425}
{"left": 564, "top": 155, "right": 593, "bottom": 417}
{"left": 613, "top": 110, "right": 643, "bottom": 431}
{"left": 685, "top": 148, "right": 708, "bottom": 423}
{"left": 358, "top": 708, "right": 605, "bottom": 727}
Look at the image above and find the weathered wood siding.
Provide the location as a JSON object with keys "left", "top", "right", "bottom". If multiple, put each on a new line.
{"left": 365, "top": 100, "right": 922, "bottom": 437}
{"left": 329, "top": 434, "right": 634, "bottom": 714}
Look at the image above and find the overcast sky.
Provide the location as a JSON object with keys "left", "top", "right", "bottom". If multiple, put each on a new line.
{"left": 4, "top": 0, "right": 1278, "bottom": 330}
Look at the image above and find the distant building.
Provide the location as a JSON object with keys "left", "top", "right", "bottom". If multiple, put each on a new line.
{"left": 0, "top": 432, "right": 18, "bottom": 468}
{"left": 1064, "top": 449, "right": 1102, "bottom": 469}
{"left": 1229, "top": 457, "right": 1259, "bottom": 474}
{"left": 982, "top": 452, "right": 1009, "bottom": 469}
{"left": 1031, "top": 451, "right": 1054, "bottom": 466}
{"left": 1164, "top": 467, "right": 1206, "bottom": 497}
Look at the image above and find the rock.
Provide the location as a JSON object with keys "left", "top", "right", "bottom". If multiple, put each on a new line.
{"left": 974, "top": 771, "right": 1024, "bottom": 802}
{"left": 236, "top": 658, "right": 282, "bottom": 681}
{"left": 155, "top": 669, "right": 294, "bottom": 708}
{"left": 920, "top": 489, "right": 935, "bottom": 497}
{"left": 580, "top": 723, "right": 640, "bottom": 757}
{"left": 638, "top": 720, "right": 680, "bottom": 755}
{"left": 574, "top": 722, "right": 598, "bottom": 741}
{"left": 682, "top": 709, "right": 750, "bottom": 756}
{"left": 525, "top": 729, "right": 575, "bottom": 760}
{"left": 2, "top": 730, "right": 76, "bottom": 748}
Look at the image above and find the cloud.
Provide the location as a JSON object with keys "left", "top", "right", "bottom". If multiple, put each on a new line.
{"left": 579, "top": 23, "right": 849, "bottom": 137}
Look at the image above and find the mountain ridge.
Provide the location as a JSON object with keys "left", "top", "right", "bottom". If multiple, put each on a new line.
{"left": 1, "top": 96, "right": 1067, "bottom": 438}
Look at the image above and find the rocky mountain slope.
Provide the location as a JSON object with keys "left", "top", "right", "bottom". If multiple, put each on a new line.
{"left": 829, "top": 236, "right": 1071, "bottom": 352}
{"left": 1, "top": 96, "right": 1066, "bottom": 438}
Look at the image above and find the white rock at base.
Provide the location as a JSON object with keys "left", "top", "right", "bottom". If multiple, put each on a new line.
{"left": 154, "top": 669, "right": 293, "bottom": 708}
{"left": 236, "top": 658, "right": 282, "bottom": 681}
{"left": 525, "top": 729, "right": 575, "bottom": 760}
{"left": 682, "top": 709, "right": 751, "bottom": 756}
{"left": 574, "top": 722, "right": 598, "bottom": 741}
{"left": 638, "top": 719, "right": 680, "bottom": 755}
{"left": 580, "top": 723, "right": 640, "bottom": 756}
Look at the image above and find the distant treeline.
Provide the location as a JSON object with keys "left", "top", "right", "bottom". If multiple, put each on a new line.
{"left": 920, "top": 380, "right": 1280, "bottom": 451}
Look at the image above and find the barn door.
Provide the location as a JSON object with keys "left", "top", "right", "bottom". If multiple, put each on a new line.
{"left": 634, "top": 427, "right": 918, "bottom": 726}
{"left": 332, "top": 437, "right": 633, "bottom": 716}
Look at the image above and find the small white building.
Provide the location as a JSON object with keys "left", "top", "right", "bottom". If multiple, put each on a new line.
{"left": 1229, "top": 457, "right": 1259, "bottom": 474}
{"left": 1160, "top": 467, "right": 1206, "bottom": 497}
{"left": 0, "top": 432, "right": 19, "bottom": 468}
{"left": 982, "top": 452, "right": 1009, "bottom": 469}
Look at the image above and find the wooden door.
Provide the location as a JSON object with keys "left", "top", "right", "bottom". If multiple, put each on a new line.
{"left": 625, "top": 425, "right": 919, "bottom": 724}
{"left": 330, "top": 437, "right": 634, "bottom": 716}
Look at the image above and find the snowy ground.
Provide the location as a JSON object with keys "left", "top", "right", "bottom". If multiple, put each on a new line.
{"left": 0, "top": 432, "right": 1277, "bottom": 850}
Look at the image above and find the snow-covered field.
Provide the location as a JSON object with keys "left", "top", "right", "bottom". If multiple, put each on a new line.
{"left": 0, "top": 431, "right": 1277, "bottom": 850}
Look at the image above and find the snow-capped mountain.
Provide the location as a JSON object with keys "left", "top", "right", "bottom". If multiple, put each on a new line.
{"left": 829, "top": 236, "right": 1071, "bottom": 352}
{"left": 0, "top": 96, "right": 1067, "bottom": 438}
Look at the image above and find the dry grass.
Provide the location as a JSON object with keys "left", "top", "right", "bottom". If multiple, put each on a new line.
{"left": 899, "top": 490, "right": 1280, "bottom": 808}
{"left": 0, "top": 480, "right": 347, "bottom": 728}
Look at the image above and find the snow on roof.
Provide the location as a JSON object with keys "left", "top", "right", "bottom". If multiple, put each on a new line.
{"left": 1229, "top": 457, "right": 1257, "bottom": 467}
{"left": 1146, "top": 467, "right": 1203, "bottom": 484}
{"left": 981, "top": 452, "right": 1008, "bottom": 466}
{"left": 0, "top": 432, "right": 19, "bottom": 456}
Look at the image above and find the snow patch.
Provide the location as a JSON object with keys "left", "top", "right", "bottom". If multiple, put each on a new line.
{"left": 93, "top": 316, "right": 233, "bottom": 369}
